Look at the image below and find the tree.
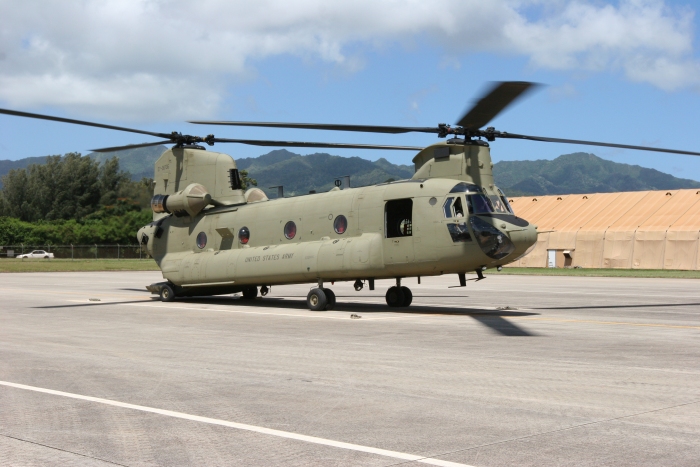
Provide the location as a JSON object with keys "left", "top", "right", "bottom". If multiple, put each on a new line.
{"left": 99, "top": 156, "right": 131, "bottom": 206}
{"left": 0, "top": 153, "right": 133, "bottom": 222}
{"left": 241, "top": 169, "right": 257, "bottom": 190}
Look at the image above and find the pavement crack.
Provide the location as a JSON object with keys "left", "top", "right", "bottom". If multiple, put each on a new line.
{"left": 382, "top": 398, "right": 700, "bottom": 466}
{"left": 0, "top": 433, "right": 130, "bottom": 467}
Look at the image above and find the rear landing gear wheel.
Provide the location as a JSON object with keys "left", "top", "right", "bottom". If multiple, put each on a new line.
{"left": 242, "top": 286, "right": 258, "bottom": 300}
{"left": 160, "top": 284, "right": 175, "bottom": 302}
{"left": 322, "top": 288, "right": 336, "bottom": 310}
{"left": 307, "top": 288, "right": 328, "bottom": 311}
{"left": 400, "top": 286, "right": 413, "bottom": 307}
{"left": 385, "top": 286, "right": 405, "bottom": 307}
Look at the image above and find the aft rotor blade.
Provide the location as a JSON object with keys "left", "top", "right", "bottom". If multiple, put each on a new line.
{"left": 90, "top": 140, "right": 174, "bottom": 153}
{"left": 213, "top": 138, "right": 423, "bottom": 151}
{"left": 0, "top": 107, "right": 174, "bottom": 139}
{"left": 498, "top": 132, "right": 700, "bottom": 156}
{"left": 457, "top": 81, "right": 539, "bottom": 130}
{"left": 191, "top": 121, "right": 439, "bottom": 134}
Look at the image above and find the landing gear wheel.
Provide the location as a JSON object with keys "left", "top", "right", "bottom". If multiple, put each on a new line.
{"left": 307, "top": 288, "right": 328, "bottom": 311}
{"left": 385, "top": 286, "right": 405, "bottom": 307}
{"left": 160, "top": 284, "right": 175, "bottom": 302}
{"left": 241, "top": 286, "right": 258, "bottom": 300}
{"left": 400, "top": 286, "right": 413, "bottom": 307}
{"left": 322, "top": 288, "right": 336, "bottom": 310}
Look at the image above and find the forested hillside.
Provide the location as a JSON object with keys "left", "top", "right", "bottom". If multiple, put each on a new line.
{"left": 3, "top": 148, "right": 699, "bottom": 197}
{"left": 493, "top": 153, "right": 700, "bottom": 196}
{"left": 236, "top": 149, "right": 414, "bottom": 195}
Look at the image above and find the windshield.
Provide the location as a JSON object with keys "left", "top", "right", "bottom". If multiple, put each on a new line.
{"left": 469, "top": 194, "right": 494, "bottom": 214}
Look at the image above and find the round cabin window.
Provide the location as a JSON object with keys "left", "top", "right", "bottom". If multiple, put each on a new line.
{"left": 284, "top": 221, "right": 297, "bottom": 240}
{"left": 196, "top": 232, "right": 207, "bottom": 249}
{"left": 239, "top": 227, "right": 250, "bottom": 244}
{"left": 333, "top": 215, "right": 347, "bottom": 235}
{"left": 398, "top": 218, "right": 412, "bottom": 236}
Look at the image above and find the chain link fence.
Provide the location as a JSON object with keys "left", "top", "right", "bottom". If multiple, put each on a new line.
{"left": 0, "top": 244, "right": 148, "bottom": 260}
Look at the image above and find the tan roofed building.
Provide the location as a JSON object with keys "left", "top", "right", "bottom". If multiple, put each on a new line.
{"left": 507, "top": 189, "right": 700, "bottom": 270}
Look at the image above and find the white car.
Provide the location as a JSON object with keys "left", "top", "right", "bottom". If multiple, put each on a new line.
{"left": 16, "top": 250, "right": 54, "bottom": 259}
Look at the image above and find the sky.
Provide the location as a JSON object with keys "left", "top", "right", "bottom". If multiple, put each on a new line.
{"left": 1, "top": 0, "right": 700, "bottom": 183}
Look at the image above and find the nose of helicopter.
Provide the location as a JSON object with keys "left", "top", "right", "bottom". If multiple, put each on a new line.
{"left": 470, "top": 214, "right": 537, "bottom": 263}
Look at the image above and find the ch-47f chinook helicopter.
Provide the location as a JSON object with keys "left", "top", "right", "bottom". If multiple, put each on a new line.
{"left": 2, "top": 81, "right": 700, "bottom": 310}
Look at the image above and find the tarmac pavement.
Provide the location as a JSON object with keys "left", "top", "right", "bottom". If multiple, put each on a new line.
{"left": 1, "top": 271, "right": 699, "bottom": 466}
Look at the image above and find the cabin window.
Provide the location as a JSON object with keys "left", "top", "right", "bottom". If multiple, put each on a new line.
{"left": 385, "top": 199, "right": 413, "bottom": 238}
{"left": 239, "top": 226, "right": 250, "bottom": 244}
{"left": 333, "top": 215, "right": 347, "bottom": 234}
{"left": 196, "top": 232, "right": 207, "bottom": 249}
{"left": 284, "top": 221, "right": 297, "bottom": 239}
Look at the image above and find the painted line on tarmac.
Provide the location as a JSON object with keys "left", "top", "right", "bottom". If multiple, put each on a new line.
{"left": 515, "top": 316, "right": 700, "bottom": 330}
{"left": 0, "top": 380, "right": 472, "bottom": 467}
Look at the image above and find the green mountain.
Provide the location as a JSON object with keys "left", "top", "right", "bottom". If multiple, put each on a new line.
{"left": 87, "top": 145, "right": 168, "bottom": 181}
{"left": 2, "top": 148, "right": 699, "bottom": 196}
{"left": 0, "top": 155, "right": 52, "bottom": 177}
{"left": 235, "top": 149, "right": 414, "bottom": 196}
{"left": 493, "top": 153, "right": 700, "bottom": 196}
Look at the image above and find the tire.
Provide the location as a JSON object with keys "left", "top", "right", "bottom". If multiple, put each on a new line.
{"left": 385, "top": 286, "right": 405, "bottom": 307}
{"left": 400, "top": 286, "right": 413, "bottom": 307}
{"left": 307, "top": 288, "right": 328, "bottom": 311}
{"left": 160, "top": 284, "right": 175, "bottom": 302}
{"left": 322, "top": 288, "right": 336, "bottom": 310}
{"left": 242, "top": 287, "right": 258, "bottom": 300}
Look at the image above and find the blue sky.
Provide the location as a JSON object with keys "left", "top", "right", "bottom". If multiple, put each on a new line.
{"left": 1, "top": 0, "right": 700, "bottom": 182}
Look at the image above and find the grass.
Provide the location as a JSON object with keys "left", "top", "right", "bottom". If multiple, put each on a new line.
{"left": 0, "top": 258, "right": 160, "bottom": 273}
{"left": 495, "top": 267, "right": 700, "bottom": 279}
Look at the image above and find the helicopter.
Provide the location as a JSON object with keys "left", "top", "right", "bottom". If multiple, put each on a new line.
{"left": 2, "top": 81, "right": 699, "bottom": 311}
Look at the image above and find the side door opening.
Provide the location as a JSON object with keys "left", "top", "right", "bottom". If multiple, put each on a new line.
{"left": 385, "top": 199, "right": 413, "bottom": 238}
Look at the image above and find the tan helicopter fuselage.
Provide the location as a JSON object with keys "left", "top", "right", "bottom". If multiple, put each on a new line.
{"left": 138, "top": 141, "right": 537, "bottom": 295}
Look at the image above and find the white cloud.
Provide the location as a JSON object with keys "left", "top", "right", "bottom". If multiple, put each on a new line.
{"left": 0, "top": 0, "right": 697, "bottom": 120}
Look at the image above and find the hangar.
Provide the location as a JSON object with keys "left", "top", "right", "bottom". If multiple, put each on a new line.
{"left": 507, "top": 189, "right": 700, "bottom": 270}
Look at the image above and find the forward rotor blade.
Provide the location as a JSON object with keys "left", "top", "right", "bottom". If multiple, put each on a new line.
{"left": 498, "top": 132, "right": 700, "bottom": 156}
{"left": 0, "top": 107, "right": 174, "bottom": 139}
{"left": 213, "top": 138, "right": 423, "bottom": 151}
{"left": 90, "top": 140, "right": 174, "bottom": 153}
{"left": 457, "top": 81, "right": 538, "bottom": 130}
{"left": 191, "top": 121, "right": 439, "bottom": 134}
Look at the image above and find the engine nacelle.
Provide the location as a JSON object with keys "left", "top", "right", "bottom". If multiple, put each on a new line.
{"left": 151, "top": 183, "right": 211, "bottom": 217}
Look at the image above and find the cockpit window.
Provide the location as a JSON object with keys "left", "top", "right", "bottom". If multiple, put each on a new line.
{"left": 496, "top": 187, "right": 514, "bottom": 214}
{"left": 449, "top": 182, "right": 480, "bottom": 194}
{"left": 453, "top": 197, "right": 465, "bottom": 217}
{"left": 443, "top": 196, "right": 465, "bottom": 218}
{"left": 489, "top": 195, "right": 510, "bottom": 214}
{"left": 469, "top": 194, "right": 494, "bottom": 214}
{"left": 443, "top": 197, "right": 454, "bottom": 218}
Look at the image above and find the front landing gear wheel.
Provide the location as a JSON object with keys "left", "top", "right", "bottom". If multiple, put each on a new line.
{"left": 385, "top": 286, "right": 405, "bottom": 307}
{"left": 322, "top": 288, "right": 336, "bottom": 310}
{"left": 400, "top": 286, "right": 413, "bottom": 307}
{"left": 242, "top": 286, "right": 258, "bottom": 300}
{"left": 307, "top": 288, "right": 328, "bottom": 311}
{"left": 160, "top": 284, "right": 175, "bottom": 302}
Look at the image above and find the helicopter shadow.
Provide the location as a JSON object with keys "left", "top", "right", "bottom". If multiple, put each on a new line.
{"left": 178, "top": 296, "right": 540, "bottom": 337}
